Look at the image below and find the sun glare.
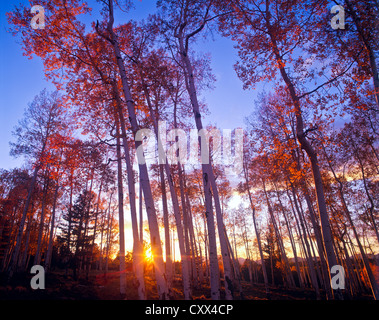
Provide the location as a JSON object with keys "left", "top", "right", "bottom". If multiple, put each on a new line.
{"left": 144, "top": 247, "right": 153, "bottom": 263}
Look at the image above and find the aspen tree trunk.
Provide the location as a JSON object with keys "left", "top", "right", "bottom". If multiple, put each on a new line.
{"left": 342, "top": 238, "right": 361, "bottom": 295}
{"left": 290, "top": 141, "right": 331, "bottom": 288}
{"left": 198, "top": 237, "right": 204, "bottom": 284}
{"left": 184, "top": 190, "right": 199, "bottom": 289}
{"left": 322, "top": 143, "right": 379, "bottom": 299}
{"left": 283, "top": 209, "right": 303, "bottom": 287}
{"left": 344, "top": 0, "right": 379, "bottom": 108}
{"left": 82, "top": 173, "right": 94, "bottom": 277}
{"left": 173, "top": 100, "right": 200, "bottom": 289}
{"left": 290, "top": 145, "right": 332, "bottom": 294}
{"left": 263, "top": 1, "right": 342, "bottom": 298}
{"left": 101, "top": 0, "right": 168, "bottom": 299}
{"left": 269, "top": 231, "right": 275, "bottom": 286}
{"left": 281, "top": 67, "right": 340, "bottom": 297}
{"left": 177, "top": 33, "right": 232, "bottom": 300}
{"left": 7, "top": 165, "right": 39, "bottom": 279}
{"left": 347, "top": 234, "right": 367, "bottom": 292}
{"left": 139, "top": 183, "right": 143, "bottom": 244}
{"left": 209, "top": 173, "right": 235, "bottom": 299}
{"left": 179, "top": 172, "right": 199, "bottom": 286}
{"left": 186, "top": 191, "right": 203, "bottom": 285}
{"left": 65, "top": 173, "right": 74, "bottom": 276}
{"left": 232, "top": 217, "right": 239, "bottom": 270}
{"left": 172, "top": 231, "right": 176, "bottom": 281}
{"left": 288, "top": 185, "right": 321, "bottom": 299}
{"left": 73, "top": 186, "right": 85, "bottom": 280}
{"left": 88, "top": 179, "right": 103, "bottom": 273}
{"left": 275, "top": 186, "right": 304, "bottom": 288}
{"left": 286, "top": 188, "right": 313, "bottom": 285}
{"left": 340, "top": 240, "right": 356, "bottom": 298}
{"left": 1, "top": 216, "right": 12, "bottom": 272}
{"left": 207, "top": 188, "right": 221, "bottom": 299}
{"left": 299, "top": 247, "right": 311, "bottom": 287}
{"left": 104, "top": 192, "right": 114, "bottom": 276}
{"left": 121, "top": 142, "right": 146, "bottom": 300}
{"left": 302, "top": 203, "right": 324, "bottom": 287}
{"left": 21, "top": 214, "right": 32, "bottom": 271}
{"left": 193, "top": 215, "right": 205, "bottom": 284}
{"left": 354, "top": 146, "right": 378, "bottom": 245}
{"left": 245, "top": 242, "right": 253, "bottom": 285}
{"left": 159, "top": 165, "right": 173, "bottom": 290}
{"left": 262, "top": 179, "right": 295, "bottom": 288}
{"left": 225, "top": 225, "right": 243, "bottom": 296}
{"left": 333, "top": 225, "right": 354, "bottom": 298}
{"left": 45, "top": 183, "right": 59, "bottom": 272}
{"left": 112, "top": 85, "right": 146, "bottom": 300}
{"left": 34, "top": 172, "right": 49, "bottom": 266}
{"left": 141, "top": 83, "right": 192, "bottom": 299}
{"left": 243, "top": 160, "right": 270, "bottom": 295}
{"left": 194, "top": 171, "right": 219, "bottom": 298}
{"left": 177, "top": 166, "right": 192, "bottom": 279}
{"left": 241, "top": 217, "right": 252, "bottom": 283}
{"left": 202, "top": 211, "right": 210, "bottom": 282}
{"left": 289, "top": 207, "right": 307, "bottom": 286}
{"left": 99, "top": 209, "right": 105, "bottom": 271}
{"left": 302, "top": 189, "right": 330, "bottom": 290}
{"left": 116, "top": 124, "right": 127, "bottom": 297}
{"left": 231, "top": 217, "right": 243, "bottom": 285}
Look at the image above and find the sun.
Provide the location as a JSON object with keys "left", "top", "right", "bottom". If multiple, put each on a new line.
{"left": 144, "top": 247, "right": 154, "bottom": 263}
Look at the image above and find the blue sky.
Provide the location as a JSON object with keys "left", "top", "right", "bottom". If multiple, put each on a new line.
{"left": 0, "top": 0, "right": 255, "bottom": 171}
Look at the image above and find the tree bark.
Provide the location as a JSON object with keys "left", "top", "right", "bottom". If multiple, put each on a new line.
{"left": 139, "top": 182, "right": 143, "bottom": 244}
{"left": 159, "top": 165, "right": 173, "bottom": 291}
{"left": 287, "top": 185, "right": 321, "bottom": 299}
{"left": 112, "top": 83, "right": 146, "bottom": 300}
{"left": 177, "top": 31, "right": 232, "bottom": 300}
{"left": 7, "top": 165, "right": 39, "bottom": 279}
{"left": 345, "top": 0, "right": 379, "bottom": 108}
{"left": 21, "top": 212, "right": 32, "bottom": 271}
{"left": 101, "top": 0, "right": 168, "bottom": 299}
{"left": 274, "top": 184, "right": 304, "bottom": 288}
{"left": 34, "top": 171, "right": 49, "bottom": 266}
{"left": 322, "top": 142, "right": 379, "bottom": 299}
{"left": 45, "top": 183, "right": 59, "bottom": 272}
{"left": 262, "top": 179, "right": 296, "bottom": 289}
{"left": 243, "top": 160, "right": 270, "bottom": 296}
{"left": 116, "top": 123, "right": 127, "bottom": 297}
{"left": 264, "top": 8, "right": 342, "bottom": 297}
{"left": 139, "top": 80, "right": 191, "bottom": 299}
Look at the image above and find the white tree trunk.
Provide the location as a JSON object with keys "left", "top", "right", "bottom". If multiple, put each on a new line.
{"left": 178, "top": 35, "right": 233, "bottom": 299}
{"left": 265, "top": 7, "right": 343, "bottom": 298}
{"left": 34, "top": 172, "right": 49, "bottom": 266}
{"left": 113, "top": 84, "right": 146, "bottom": 299}
{"left": 159, "top": 165, "right": 173, "bottom": 290}
{"left": 7, "top": 165, "right": 39, "bottom": 279}
{"left": 141, "top": 82, "right": 192, "bottom": 299}
{"left": 104, "top": 7, "right": 169, "bottom": 298}
{"left": 116, "top": 126, "right": 127, "bottom": 297}
{"left": 45, "top": 183, "right": 59, "bottom": 272}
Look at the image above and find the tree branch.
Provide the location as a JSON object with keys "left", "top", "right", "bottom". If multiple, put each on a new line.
{"left": 298, "top": 48, "right": 364, "bottom": 100}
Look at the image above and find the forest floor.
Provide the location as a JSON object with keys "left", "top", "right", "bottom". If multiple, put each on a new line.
{"left": 0, "top": 269, "right": 374, "bottom": 300}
